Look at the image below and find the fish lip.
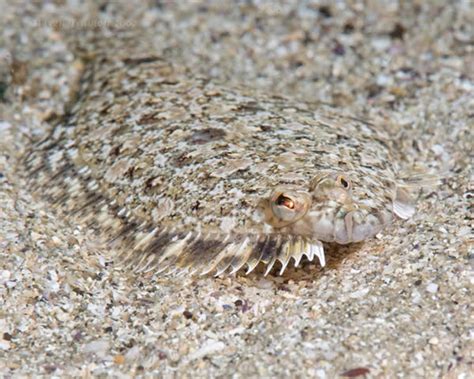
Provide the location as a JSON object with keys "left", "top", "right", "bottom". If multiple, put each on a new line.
{"left": 332, "top": 202, "right": 357, "bottom": 244}
{"left": 344, "top": 211, "right": 354, "bottom": 243}
{"left": 310, "top": 202, "right": 386, "bottom": 244}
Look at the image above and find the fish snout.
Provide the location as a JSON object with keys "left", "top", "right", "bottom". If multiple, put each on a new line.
{"left": 335, "top": 205, "right": 393, "bottom": 244}
{"left": 306, "top": 199, "right": 393, "bottom": 244}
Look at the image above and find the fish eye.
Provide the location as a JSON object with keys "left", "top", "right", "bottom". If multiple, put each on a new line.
{"left": 275, "top": 194, "right": 295, "bottom": 209}
{"left": 266, "top": 188, "right": 311, "bottom": 227}
{"left": 336, "top": 175, "right": 351, "bottom": 190}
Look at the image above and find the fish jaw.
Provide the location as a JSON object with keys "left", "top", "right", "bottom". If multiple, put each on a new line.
{"left": 288, "top": 205, "right": 394, "bottom": 244}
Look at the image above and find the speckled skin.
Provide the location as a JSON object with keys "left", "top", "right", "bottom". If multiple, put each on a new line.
{"left": 25, "top": 21, "right": 410, "bottom": 276}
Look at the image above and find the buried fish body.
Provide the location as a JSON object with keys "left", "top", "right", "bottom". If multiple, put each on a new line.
{"left": 24, "top": 27, "right": 417, "bottom": 277}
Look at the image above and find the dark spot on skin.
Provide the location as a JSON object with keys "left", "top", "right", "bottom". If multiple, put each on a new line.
{"left": 400, "top": 66, "right": 418, "bottom": 76}
{"left": 291, "top": 60, "right": 304, "bottom": 69}
{"left": 341, "top": 367, "right": 370, "bottom": 377}
{"left": 99, "top": 102, "right": 112, "bottom": 115}
{"left": 235, "top": 299, "right": 250, "bottom": 312}
{"left": 336, "top": 134, "right": 351, "bottom": 142}
{"left": 144, "top": 176, "right": 162, "bottom": 193}
{"left": 123, "top": 56, "right": 163, "bottom": 65}
{"left": 178, "top": 238, "right": 227, "bottom": 270}
{"left": 343, "top": 22, "right": 355, "bottom": 34}
{"left": 189, "top": 238, "right": 224, "bottom": 258}
{"left": 333, "top": 40, "right": 345, "bottom": 56}
{"left": 211, "top": 116, "right": 234, "bottom": 124}
{"left": 182, "top": 310, "right": 193, "bottom": 319}
{"left": 0, "top": 81, "right": 8, "bottom": 101}
{"left": 137, "top": 113, "right": 159, "bottom": 125}
{"left": 259, "top": 124, "right": 272, "bottom": 132}
{"left": 366, "top": 83, "right": 383, "bottom": 99}
{"left": 72, "top": 331, "right": 83, "bottom": 341}
{"left": 98, "top": 2, "right": 108, "bottom": 12}
{"left": 210, "top": 31, "right": 230, "bottom": 43}
{"left": 237, "top": 102, "right": 265, "bottom": 113}
{"left": 191, "top": 201, "right": 200, "bottom": 211}
{"left": 187, "top": 128, "right": 227, "bottom": 145}
{"left": 259, "top": 237, "right": 279, "bottom": 265}
{"left": 125, "top": 166, "right": 135, "bottom": 179}
{"left": 319, "top": 6, "right": 332, "bottom": 18}
{"left": 249, "top": 236, "right": 269, "bottom": 263}
{"left": 170, "top": 152, "right": 194, "bottom": 168}
{"left": 44, "top": 365, "right": 57, "bottom": 374}
{"left": 145, "top": 230, "right": 175, "bottom": 255}
{"left": 239, "top": 199, "right": 250, "bottom": 209}
{"left": 254, "top": 17, "right": 265, "bottom": 31}
{"left": 109, "top": 144, "right": 121, "bottom": 157}
{"left": 11, "top": 60, "right": 28, "bottom": 85}
{"left": 389, "top": 23, "right": 406, "bottom": 39}
{"left": 158, "top": 79, "right": 179, "bottom": 86}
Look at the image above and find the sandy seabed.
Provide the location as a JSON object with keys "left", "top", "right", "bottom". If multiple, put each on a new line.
{"left": 0, "top": 1, "right": 472, "bottom": 377}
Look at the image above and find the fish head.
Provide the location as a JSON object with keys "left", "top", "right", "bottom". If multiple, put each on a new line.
{"left": 259, "top": 170, "right": 403, "bottom": 244}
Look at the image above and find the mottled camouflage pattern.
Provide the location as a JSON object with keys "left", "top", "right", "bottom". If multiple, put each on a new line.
{"left": 25, "top": 20, "right": 413, "bottom": 276}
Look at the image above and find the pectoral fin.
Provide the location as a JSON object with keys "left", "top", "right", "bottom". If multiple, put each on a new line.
{"left": 393, "top": 187, "right": 416, "bottom": 220}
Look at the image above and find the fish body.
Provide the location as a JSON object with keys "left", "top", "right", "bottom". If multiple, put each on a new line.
{"left": 25, "top": 23, "right": 414, "bottom": 276}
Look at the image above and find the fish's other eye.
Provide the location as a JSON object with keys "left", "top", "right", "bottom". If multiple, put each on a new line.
{"left": 336, "top": 175, "right": 351, "bottom": 190}
{"left": 276, "top": 194, "right": 295, "bottom": 209}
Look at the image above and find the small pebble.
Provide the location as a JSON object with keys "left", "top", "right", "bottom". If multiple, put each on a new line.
{"left": 429, "top": 337, "right": 439, "bottom": 345}
{"left": 183, "top": 310, "right": 193, "bottom": 319}
{"left": 187, "top": 339, "right": 226, "bottom": 361}
{"left": 113, "top": 355, "right": 125, "bottom": 365}
{"left": 426, "top": 283, "right": 439, "bottom": 294}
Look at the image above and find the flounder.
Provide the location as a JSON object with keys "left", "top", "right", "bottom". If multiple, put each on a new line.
{"left": 24, "top": 23, "right": 418, "bottom": 277}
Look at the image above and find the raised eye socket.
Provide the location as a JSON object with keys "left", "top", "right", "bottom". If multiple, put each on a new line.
{"left": 275, "top": 194, "right": 295, "bottom": 209}
{"left": 336, "top": 175, "right": 351, "bottom": 190}
{"left": 268, "top": 189, "right": 311, "bottom": 227}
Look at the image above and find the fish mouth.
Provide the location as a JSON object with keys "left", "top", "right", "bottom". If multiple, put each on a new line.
{"left": 307, "top": 204, "right": 393, "bottom": 244}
